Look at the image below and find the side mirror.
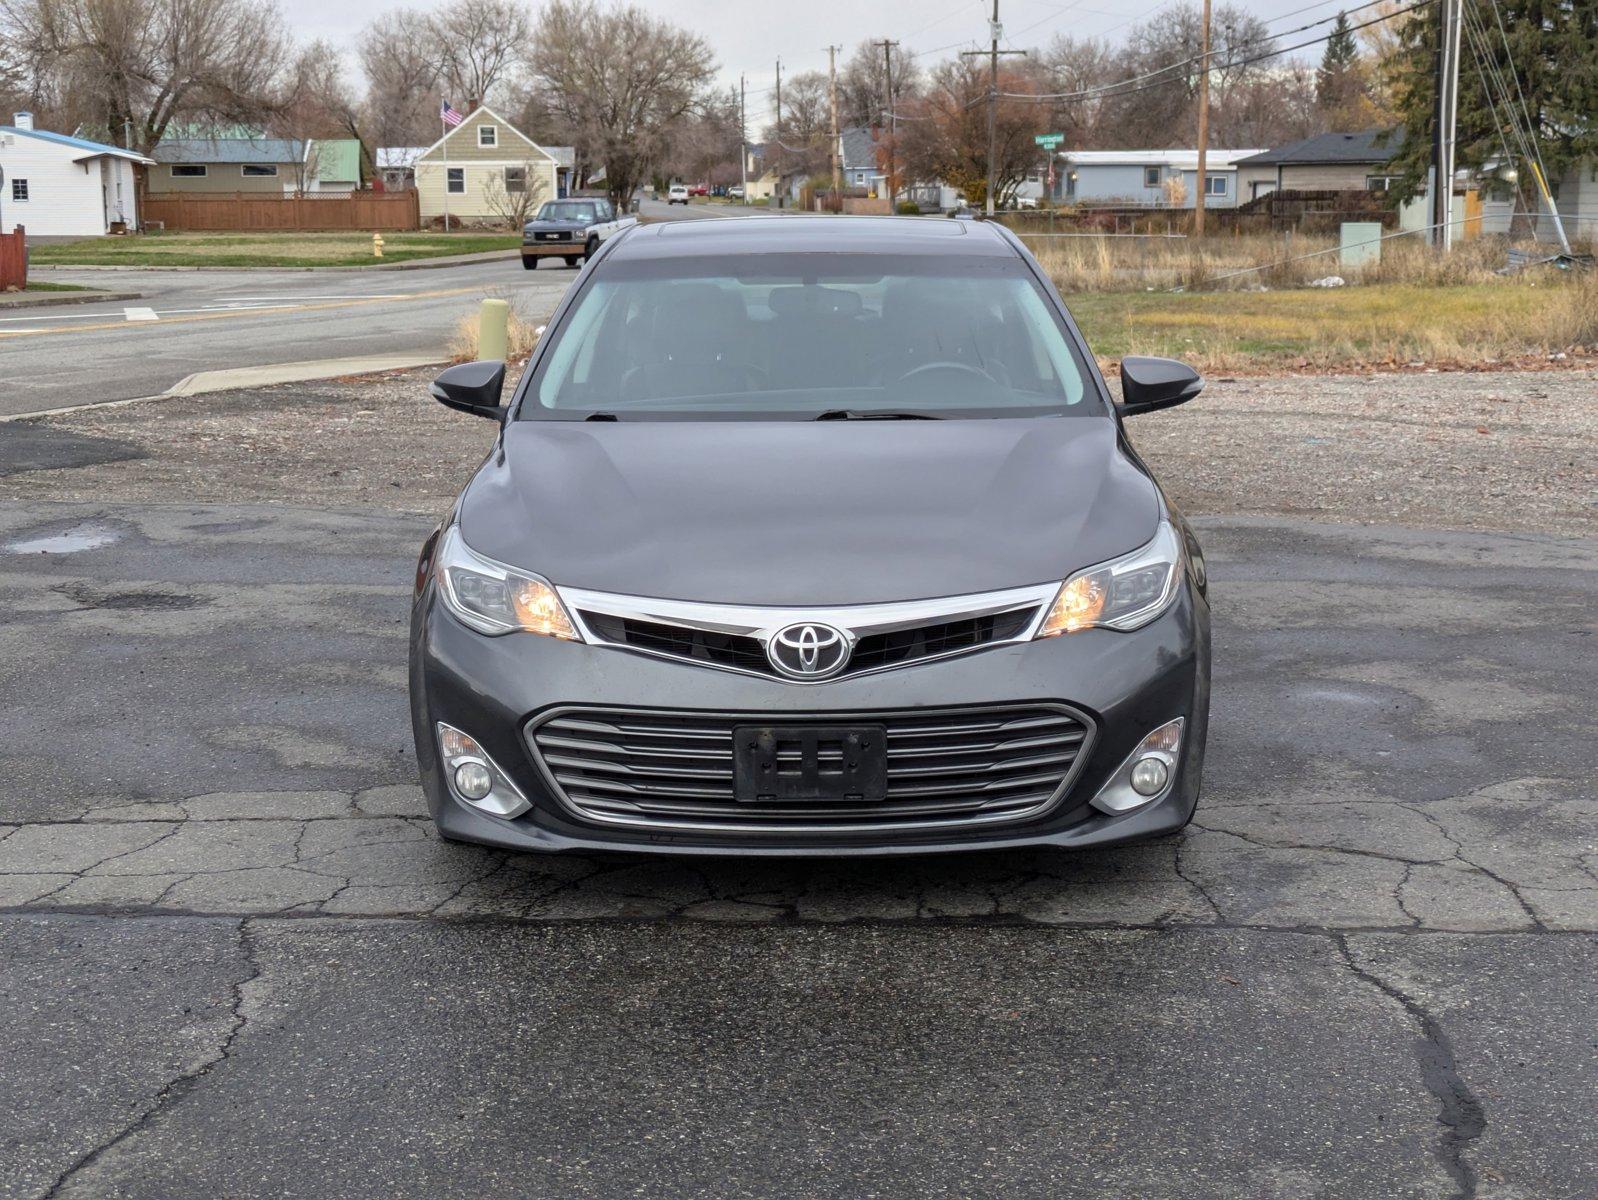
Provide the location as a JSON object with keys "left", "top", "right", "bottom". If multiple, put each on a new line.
{"left": 430, "top": 360, "right": 507, "bottom": 421}
{"left": 1118, "top": 356, "right": 1203, "bottom": 416}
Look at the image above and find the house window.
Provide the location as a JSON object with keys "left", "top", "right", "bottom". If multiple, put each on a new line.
{"left": 1366, "top": 175, "right": 1399, "bottom": 192}
{"left": 1205, "top": 173, "right": 1228, "bottom": 196}
{"left": 170, "top": 165, "right": 207, "bottom": 178}
{"left": 1143, "top": 166, "right": 1161, "bottom": 188}
{"left": 478, "top": 125, "right": 497, "bottom": 148}
{"left": 504, "top": 167, "right": 526, "bottom": 193}
{"left": 242, "top": 164, "right": 278, "bottom": 177}
{"left": 447, "top": 168, "right": 465, "bottom": 194}
{"left": 11, "top": 178, "right": 27, "bottom": 201}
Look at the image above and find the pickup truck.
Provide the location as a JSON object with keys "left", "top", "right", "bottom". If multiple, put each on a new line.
{"left": 521, "top": 197, "right": 637, "bottom": 269}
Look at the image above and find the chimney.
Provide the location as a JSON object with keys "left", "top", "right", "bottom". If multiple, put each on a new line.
{"left": 13, "top": 111, "right": 33, "bottom": 131}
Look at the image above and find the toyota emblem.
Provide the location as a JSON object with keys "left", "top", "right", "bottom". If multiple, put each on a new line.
{"left": 767, "top": 622, "right": 851, "bottom": 680}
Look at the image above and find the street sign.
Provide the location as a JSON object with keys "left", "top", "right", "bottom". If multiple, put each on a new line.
{"left": 1034, "top": 133, "right": 1064, "bottom": 149}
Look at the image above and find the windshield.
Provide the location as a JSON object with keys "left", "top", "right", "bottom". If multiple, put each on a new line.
{"left": 524, "top": 254, "right": 1096, "bottom": 420}
{"left": 537, "top": 202, "right": 597, "bottom": 223}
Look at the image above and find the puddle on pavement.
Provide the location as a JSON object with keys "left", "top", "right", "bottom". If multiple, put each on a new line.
{"left": 3, "top": 524, "right": 123, "bottom": 554}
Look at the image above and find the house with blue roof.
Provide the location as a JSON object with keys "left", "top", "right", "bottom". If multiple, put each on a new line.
{"left": 0, "top": 112, "right": 155, "bottom": 237}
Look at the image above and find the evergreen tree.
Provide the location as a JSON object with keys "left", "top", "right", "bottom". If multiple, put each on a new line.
{"left": 1317, "top": 11, "right": 1359, "bottom": 111}
{"left": 1380, "top": 0, "right": 1598, "bottom": 203}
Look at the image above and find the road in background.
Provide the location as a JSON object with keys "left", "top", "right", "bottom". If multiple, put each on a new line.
{"left": 1, "top": 201, "right": 784, "bottom": 419}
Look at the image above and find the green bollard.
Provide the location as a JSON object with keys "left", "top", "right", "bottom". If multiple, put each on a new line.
{"left": 478, "top": 298, "right": 510, "bottom": 362}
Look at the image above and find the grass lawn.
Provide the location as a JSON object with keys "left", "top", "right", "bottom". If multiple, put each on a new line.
{"left": 13, "top": 281, "right": 94, "bottom": 292}
{"left": 1067, "top": 280, "right": 1596, "bottom": 370}
{"left": 30, "top": 231, "right": 523, "bottom": 269}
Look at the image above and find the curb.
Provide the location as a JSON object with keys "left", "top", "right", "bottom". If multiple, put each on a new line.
{"left": 29, "top": 249, "right": 521, "bottom": 274}
{"left": 0, "top": 353, "right": 447, "bottom": 423}
{"left": 0, "top": 290, "right": 145, "bottom": 309}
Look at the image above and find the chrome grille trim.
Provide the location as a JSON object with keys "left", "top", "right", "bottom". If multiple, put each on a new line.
{"left": 558, "top": 581, "right": 1060, "bottom": 683}
{"left": 525, "top": 702, "right": 1096, "bottom": 835}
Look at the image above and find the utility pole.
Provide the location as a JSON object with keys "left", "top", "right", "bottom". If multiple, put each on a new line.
{"left": 873, "top": 40, "right": 899, "bottom": 205}
{"left": 775, "top": 57, "right": 784, "bottom": 203}
{"left": 828, "top": 45, "right": 843, "bottom": 198}
{"left": 1193, "top": 0, "right": 1211, "bottom": 239}
{"left": 1431, "top": 0, "right": 1463, "bottom": 249}
{"left": 962, "top": 4, "right": 1025, "bottom": 216}
{"left": 740, "top": 74, "right": 748, "bottom": 205}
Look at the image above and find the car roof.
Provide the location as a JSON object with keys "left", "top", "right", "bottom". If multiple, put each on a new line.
{"left": 609, "top": 215, "right": 1018, "bottom": 261}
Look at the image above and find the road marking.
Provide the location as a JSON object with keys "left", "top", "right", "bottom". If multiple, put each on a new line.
{"left": 123, "top": 306, "right": 159, "bottom": 321}
{"left": 0, "top": 284, "right": 493, "bottom": 339}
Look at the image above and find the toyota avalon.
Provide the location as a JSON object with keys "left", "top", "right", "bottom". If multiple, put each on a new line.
{"left": 409, "top": 216, "right": 1209, "bottom": 856}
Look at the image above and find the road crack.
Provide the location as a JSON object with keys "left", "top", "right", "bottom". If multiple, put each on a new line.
{"left": 42, "top": 917, "right": 263, "bottom": 1199}
{"left": 1333, "top": 933, "right": 1486, "bottom": 1200}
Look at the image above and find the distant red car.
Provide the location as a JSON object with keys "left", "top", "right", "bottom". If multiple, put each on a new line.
{"left": 689, "top": 184, "right": 709, "bottom": 197}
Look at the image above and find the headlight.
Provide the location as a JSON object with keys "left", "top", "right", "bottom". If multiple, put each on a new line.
{"left": 1037, "top": 520, "right": 1183, "bottom": 636}
{"left": 435, "top": 524, "right": 579, "bottom": 639}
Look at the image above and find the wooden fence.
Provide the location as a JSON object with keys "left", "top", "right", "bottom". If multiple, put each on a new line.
{"left": 141, "top": 190, "right": 420, "bottom": 233}
{"left": 0, "top": 226, "right": 25, "bottom": 290}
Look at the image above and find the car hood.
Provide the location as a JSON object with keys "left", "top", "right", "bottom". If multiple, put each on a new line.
{"left": 523, "top": 219, "right": 587, "bottom": 233}
{"left": 458, "top": 417, "right": 1161, "bottom": 606}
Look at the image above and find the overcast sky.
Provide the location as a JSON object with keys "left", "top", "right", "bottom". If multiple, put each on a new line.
{"left": 281, "top": 0, "right": 1330, "bottom": 123}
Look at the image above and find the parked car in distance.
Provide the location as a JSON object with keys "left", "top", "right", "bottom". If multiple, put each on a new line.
{"left": 667, "top": 183, "right": 690, "bottom": 205}
{"left": 728, "top": 186, "right": 745, "bottom": 199}
{"left": 690, "top": 183, "right": 709, "bottom": 197}
{"left": 521, "top": 197, "right": 637, "bottom": 269}
{"left": 414, "top": 216, "right": 1210, "bottom": 858}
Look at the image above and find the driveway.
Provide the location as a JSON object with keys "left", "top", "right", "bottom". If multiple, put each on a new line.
{"left": 2, "top": 500, "right": 1594, "bottom": 1198}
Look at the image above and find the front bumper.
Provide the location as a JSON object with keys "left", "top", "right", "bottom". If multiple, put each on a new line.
{"left": 521, "top": 237, "right": 582, "bottom": 258}
{"left": 409, "top": 582, "right": 1209, "bottom": 857}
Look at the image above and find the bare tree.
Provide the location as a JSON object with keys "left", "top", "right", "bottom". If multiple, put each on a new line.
{"left": 764, "top": 70, "right": 830, "bottom": 181}
{"left": 0, "top": 0, "right": 289, "bottom": 151}
{"left": 273, "top": 39, "right": 365, "bottom": 188}
{"left": 358, "top": 10, "right": 443, "bottom": 152}
{"left": 526, "top": 0, "right": 716, "bottom": 208}
{"left": 434, "top": 0, "right": 529, "bottom": 110}
{"left": 837, "top": 39, "right": 920, "bottom": 130}
{"left": 482, "top": 158, "right": 542, "bottom": 227}
{"left": 897, "top": 57, "right": 1044, "bottom": 206}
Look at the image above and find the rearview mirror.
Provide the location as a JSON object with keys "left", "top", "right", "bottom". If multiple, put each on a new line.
{"left": 1118, "top": 356, "right": 1203, "bottom": 416}
{"left": 430, "top": 360, "right": 507, "bottom": 421}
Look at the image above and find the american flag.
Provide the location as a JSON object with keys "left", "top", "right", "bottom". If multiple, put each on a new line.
{"left": 440, "top": 101, "right": 464, "bottom": 128}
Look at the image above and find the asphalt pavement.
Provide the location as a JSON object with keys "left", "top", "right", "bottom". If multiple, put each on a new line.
{"left": 0, "top": 199, "right": 773, "bottom": 419}
{"left": 2, "top": 501, "right": 1594, "bottom": 1198}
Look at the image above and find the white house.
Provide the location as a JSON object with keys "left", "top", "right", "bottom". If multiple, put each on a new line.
{"left": 1053, "top": 149, "right": 1265, "bottom": 209}
{"left": 0, "top": 113, "right": 156, "bottom": 236}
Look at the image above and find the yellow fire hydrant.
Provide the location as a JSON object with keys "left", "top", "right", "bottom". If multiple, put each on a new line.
{"left": 372, "top": 232, "right": 385, "bottom": 258}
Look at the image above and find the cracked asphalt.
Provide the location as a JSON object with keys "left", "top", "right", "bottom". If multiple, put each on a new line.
{"left": 2, "top": 493, "right": 1596, "bottom": 1196}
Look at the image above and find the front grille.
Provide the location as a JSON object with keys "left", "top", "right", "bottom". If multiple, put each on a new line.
{"left": 574, "top": 606, "right": 1042, "bottom": 680}
{"left": 580, "top": 613, "right": 769, "bottom": 675}
{"left": 526, "top": 703, "right": 1094, "bottom": 833}
{"left": 851, "top": 608, "right": 1039, "bottom": 672}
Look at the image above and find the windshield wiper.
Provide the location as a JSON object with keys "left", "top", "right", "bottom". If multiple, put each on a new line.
{"left": 813, "top": 409, "right": 943, "bottom": 421}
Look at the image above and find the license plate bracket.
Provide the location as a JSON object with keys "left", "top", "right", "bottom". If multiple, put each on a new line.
{"left": 733, "top": 724, "right": 888, "bottom": 803}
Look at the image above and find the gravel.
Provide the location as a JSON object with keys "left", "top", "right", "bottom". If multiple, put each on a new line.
{"left": 3, "top": 366, "right": 1594, "bottom": 536}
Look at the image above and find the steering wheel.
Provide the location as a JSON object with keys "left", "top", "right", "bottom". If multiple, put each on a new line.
{"left": 895, "top": 360, "right": 999, "bottom": 388}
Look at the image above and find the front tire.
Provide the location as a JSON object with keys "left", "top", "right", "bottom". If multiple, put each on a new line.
{"left": 522, "top": 255, "right": 538, "bottom": 270}
{"left": 564, "top": 255, "right": 580, "bottom": 268}
{"left": 584, "top": 236, "right": 599, "bottom": 262}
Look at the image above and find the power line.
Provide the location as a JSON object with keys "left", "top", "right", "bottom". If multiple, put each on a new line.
{"left": 999, "top": 0, "right": 1437, "bottom": 101}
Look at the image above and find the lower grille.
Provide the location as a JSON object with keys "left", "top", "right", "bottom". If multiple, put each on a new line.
{"left": 525, "top": 702, "right": 1094, "bottom": 833}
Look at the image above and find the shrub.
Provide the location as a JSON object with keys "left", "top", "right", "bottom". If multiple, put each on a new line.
{"left": 896, "top": 201, "right": 921, "bottom": 216}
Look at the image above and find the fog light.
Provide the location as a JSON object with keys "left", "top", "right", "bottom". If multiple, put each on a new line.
{"left": 1130, "top": 756, "right": 1169, "bottom": 796}
{"left": 435, "top": 722, "right": 531, "bottom": 819}
{"left": 1089, "top": 717, "right": 1186, "bottom": 815}
{"left": 454, "top": 761, "right": 493, "bottom": 800}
